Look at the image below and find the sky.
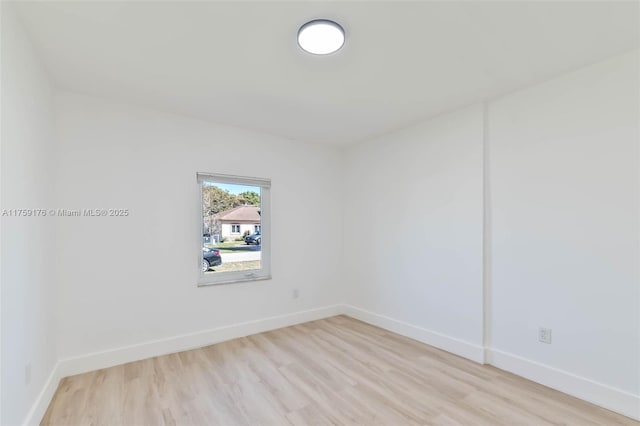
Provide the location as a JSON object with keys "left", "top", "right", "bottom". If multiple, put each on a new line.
{"left": 204, "top": 182, "right": 260, "bottom": 195}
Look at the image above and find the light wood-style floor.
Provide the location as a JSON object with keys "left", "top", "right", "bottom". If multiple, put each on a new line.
{"left": 42, "top": 316, "right": 637, "bottom": 426}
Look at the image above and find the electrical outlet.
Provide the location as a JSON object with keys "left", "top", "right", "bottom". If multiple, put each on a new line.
{"left": 292, "top": 289, "right": 300, "bottom": 299}
{"left": 538, "top": 327, "right": 552, "bottom": 344}
{"left": 25, "top": 363, "right": 31, "bottom": 386}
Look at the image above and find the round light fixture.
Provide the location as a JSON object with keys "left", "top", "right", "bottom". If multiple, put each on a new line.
{"left": 297, "top": 19, "right": 345, "bottom": 55}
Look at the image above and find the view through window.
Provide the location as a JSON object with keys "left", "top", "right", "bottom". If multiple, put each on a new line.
{"left": 199, "top": 173, "right": 270, "bottom": 285}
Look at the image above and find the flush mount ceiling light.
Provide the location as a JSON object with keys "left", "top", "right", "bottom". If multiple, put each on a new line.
{"left": 297, "top": 19, "right": 345, "bottom": 55}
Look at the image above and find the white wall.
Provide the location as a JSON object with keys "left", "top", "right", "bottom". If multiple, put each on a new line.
{"left": 488, "top": 51, "right": 639, "bottom": 396}
{"left": 53, "top": 92, "right": 344, "bottom": 361}
{"left": 343, "top": 50, "right": 639, "bottom": 417}
{"left": 343, "top": 104, "right": 485, "bottom": 353}
{"left": 0, "top": 4, "right": 57, "bottom": 425}
{"left": 220, "top": 223, "right": 258, "bottom": 240}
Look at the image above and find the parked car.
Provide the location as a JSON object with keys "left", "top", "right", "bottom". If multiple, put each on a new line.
{"left": 244, "top": 232, "right": 261, "bottom": 245}
{"left": 202, "top": 247, "right": 222, "bottom": 272}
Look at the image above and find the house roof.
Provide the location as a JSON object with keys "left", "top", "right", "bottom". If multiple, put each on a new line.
{"left": 215, "top": 205, "right": 260, "bottom": 223}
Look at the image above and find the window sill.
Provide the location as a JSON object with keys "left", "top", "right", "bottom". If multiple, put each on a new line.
{"left": 198, "top": 274, "right": 272, "bottom": 287}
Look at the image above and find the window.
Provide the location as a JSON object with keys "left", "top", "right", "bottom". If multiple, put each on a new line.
{"left": 198, "top": 173, "right": 271, "bottom": 286}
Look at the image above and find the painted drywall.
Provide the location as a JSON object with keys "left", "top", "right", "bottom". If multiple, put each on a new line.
{"left": 343, "top": 104, "right": 485, "bottom": 350}
{"left": 53, "top": 92, "right": 344, "bottom": 360}
{"left": 488, "top": 51, "right": 640, "bottom": 396}
{"left": 0, "top": 4, "right": 57, "bottom": 425}
{"left": 342, "top": 50, "right": 639, "bottom": 416}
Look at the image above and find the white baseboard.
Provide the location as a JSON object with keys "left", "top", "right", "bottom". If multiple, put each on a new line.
{"left": 344, "top": 305, "right": 639, "bottom": 421}
{"left": 23, "top": 304, "right": 639, "bottom": 425}
{"left": 487, "top": 348, "right": 640, "bottom": 421}
{"left": 57, "top": 304, "right": 343, "bottom": 378}
{"left": 342, "top": 304, "right": 485, "bottom": 364}
{"left": 22, "top": 363, "right": 62, "bottom": 426}
{"left": 24, "top": 304, "right": 342, "bottom": 426}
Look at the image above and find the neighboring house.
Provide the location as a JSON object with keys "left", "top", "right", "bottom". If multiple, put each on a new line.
{"left": 205, "top": 205, "right": 261, "bottom": 241}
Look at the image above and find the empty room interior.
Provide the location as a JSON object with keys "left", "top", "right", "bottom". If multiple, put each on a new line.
{"left": 2, "top": 1, "right": 639, "bottom": 425}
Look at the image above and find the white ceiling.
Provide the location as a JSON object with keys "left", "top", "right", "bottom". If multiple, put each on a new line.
{"left": 13, "top": 1, "right": 639, "bottom": 145}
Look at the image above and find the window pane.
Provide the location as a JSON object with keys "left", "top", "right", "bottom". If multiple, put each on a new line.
{"left": 202, "top": 181, "right": 261, "bottom": 275}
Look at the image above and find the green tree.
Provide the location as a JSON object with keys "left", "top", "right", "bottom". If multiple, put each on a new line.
{"left": 237, "top": 191, "right": 260, "bottom": 206}
{"left": 202, "top": 186, "right": 238, "bottom": 216}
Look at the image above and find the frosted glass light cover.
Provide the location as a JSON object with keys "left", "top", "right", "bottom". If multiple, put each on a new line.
{"left": 298, "top": 20, "right": 345, "bottom": 55}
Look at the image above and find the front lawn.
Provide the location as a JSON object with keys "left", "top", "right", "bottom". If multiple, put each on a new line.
{"left": 210, "top": 260, "right": 260, "bottom": 273}
{"left": 205, "top": 241, "right": 251, "bottom": 253}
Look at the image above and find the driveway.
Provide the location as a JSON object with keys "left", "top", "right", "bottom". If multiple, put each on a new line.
{"left": 222, "top": 251, "right": 261, "bottom": 262}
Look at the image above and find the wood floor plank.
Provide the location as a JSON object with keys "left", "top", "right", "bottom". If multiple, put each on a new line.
{"left": 41, "top": 316, "right": 638, "bottom": 426}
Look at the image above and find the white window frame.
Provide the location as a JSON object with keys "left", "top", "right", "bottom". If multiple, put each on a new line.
{"left": 231, "top": 224, "right": 241, "bottom": 233}
{"left": 197, "top": 172, "right": 271, "bottom": 286}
